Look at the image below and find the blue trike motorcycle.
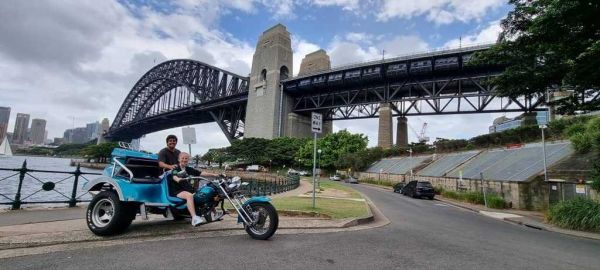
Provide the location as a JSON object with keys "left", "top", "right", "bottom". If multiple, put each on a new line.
{"left": 82, "top": 148, "right": 278, "bottom": 240}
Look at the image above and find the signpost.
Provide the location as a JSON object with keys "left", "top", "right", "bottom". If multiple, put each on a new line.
{"left": 311, "top": 112, "right": 322, "bottom": 208}
{"left": 181, "top": 127, "right": 197, "bottom": 158}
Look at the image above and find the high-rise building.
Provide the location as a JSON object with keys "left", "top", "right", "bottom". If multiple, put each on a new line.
{"left": 12, "top": 113, "right": 30, "bottom": 145}
{"left": 97, "top": 118, "right": 110, "bottom": 144}
{"left": 30, "top": 119, "right": 47, "bottom": 145}
{"left": 0, "top": 107, "right": 9, "bottom": 142}
{"left": 86, "top": 121, "right": 100, "bottom": 141}
{"left": 64, "top": 127, "right": 88, "bottom": 144}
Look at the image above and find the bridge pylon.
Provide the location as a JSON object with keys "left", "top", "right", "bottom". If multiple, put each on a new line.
{"left": 244, "top": 24, "right": 294, "bottom": 139}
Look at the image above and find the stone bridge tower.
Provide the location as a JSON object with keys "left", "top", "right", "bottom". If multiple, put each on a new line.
{"left": 244, "top": 24, "right": 293, "bottom": 139}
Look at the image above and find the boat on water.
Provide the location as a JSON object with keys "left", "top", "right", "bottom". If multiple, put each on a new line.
{"left": 0, "top": 137, "right": 13, "bottom": 157}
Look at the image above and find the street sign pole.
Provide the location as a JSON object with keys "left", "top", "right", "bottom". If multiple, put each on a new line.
{"left": 312, "top": 132, "right": 317, "bottom": 208}
{"left": 311, "top": 112, "right": 322, "bottom": 209}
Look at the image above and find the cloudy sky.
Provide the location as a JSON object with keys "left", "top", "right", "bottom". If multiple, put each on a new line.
{"left": 0, "top": 0, "right": 516, "bottom": 155}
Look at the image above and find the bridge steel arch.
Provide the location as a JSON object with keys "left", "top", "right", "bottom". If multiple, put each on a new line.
{"left": 108, "top": 59, "right": 249, "bottom": 142}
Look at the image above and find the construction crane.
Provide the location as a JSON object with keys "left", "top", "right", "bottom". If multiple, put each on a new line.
{"left": 409, "top": 122, "right": 430, "bottom": 143}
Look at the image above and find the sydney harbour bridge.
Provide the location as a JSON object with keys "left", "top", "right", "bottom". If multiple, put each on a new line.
{"left": 106, "top": 24, "right": 547, "bottom": 147}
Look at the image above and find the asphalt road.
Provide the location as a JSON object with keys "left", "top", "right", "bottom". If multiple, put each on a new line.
{"left": 3, "top": 184, "right": 600, "bottom": 270}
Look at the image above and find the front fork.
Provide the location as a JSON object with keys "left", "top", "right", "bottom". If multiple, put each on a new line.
{"left": 216, "top": 185, "right": 255, "bottom": 226}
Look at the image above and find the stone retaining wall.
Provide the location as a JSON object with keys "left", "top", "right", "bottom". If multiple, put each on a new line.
{"left": 358, "top": 172, "right": 547, "bottom": 210}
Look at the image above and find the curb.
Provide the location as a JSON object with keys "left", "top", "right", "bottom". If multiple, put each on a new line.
{"left": 502, "top": 218, "right": 546, "bottom": 230}
{"left": 434, "top": 198, "right": 479, "bottom": 213}
{"left": 341, "top": 201, "right": 375, "bottom": 228}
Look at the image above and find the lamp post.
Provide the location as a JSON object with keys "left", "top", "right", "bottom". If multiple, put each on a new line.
{"left": 317, "top": 149, "right": 322, "bottom": 188}
{"left": 540, "top": 124, "right": 548, "bottom": 182}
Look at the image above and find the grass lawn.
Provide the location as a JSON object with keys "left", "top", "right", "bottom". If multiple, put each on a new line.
{"left": 271, "top": 196, "right": 369, "bottom": 219}
{"left": 316, "top": 179, "right": 363, "bottom": 199}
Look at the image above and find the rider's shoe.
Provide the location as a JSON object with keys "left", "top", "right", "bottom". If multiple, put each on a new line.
{"left": 191, "top": 215, "right": 205, "bottom": 227}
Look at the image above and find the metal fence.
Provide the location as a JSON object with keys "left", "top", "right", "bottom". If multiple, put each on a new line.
{"left": 0, "top": 161, "right": 102, "bottom": 210}
{"left": 241, "top": 175, "right": 300, "bottom": 197}
{"left": 548, "top": 182, "right": 597, "bottom": 205}
{"left": 0, "top": 162, "right": 300, "bottom": 210}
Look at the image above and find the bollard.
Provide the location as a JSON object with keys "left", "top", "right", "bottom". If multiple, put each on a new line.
{"left": 12, "top": 160, "right": 27, "bottom": 210}
{"left": 69, "top": 164, "right": 81, "bottom": 207}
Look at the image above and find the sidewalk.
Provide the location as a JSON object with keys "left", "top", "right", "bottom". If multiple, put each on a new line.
{"left": 0, "top": 179, "right": 383, "bottom": 255}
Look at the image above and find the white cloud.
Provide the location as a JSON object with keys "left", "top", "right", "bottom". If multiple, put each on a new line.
{"left": 377, "top": 0, "right": 504, "bottom": 25}
{"left": 311, "top": 0, "right": 360, "bottom": 11}
{"left": 260, "top": 0, "right": 296, "bottom": 19}
{"left": 326, "top": 34, "right": 429, "bottom": 67}
{"left": 442, "top": 20, "right": 501, "bottom": 48}
{"left": 345, "top": 32, "right": 374, "bottom": 44}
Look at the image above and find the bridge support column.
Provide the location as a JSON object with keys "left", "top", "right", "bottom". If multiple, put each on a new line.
{"left": 396, "top": 116, "right": 408, "bottom": 148}
{"left": 378, "top": 103, "right": 393, "bottom": 149}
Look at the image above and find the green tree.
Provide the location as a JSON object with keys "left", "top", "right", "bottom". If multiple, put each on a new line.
{"left": 475, "top": 0, "right": 600, "bottom": 113}
{"left": 80, "top": 142, "right": 118, "bottom": 163}
{"left": 265, "top": 137, "right": 308, "bottom": 167}
{"left": 201, "top": 148, "right": 230, "bottom": 167}
{"left": 296, "top": 130, "right": 368, "bottom": 170}
{"left": 228, "top": 138, "right": 271, "bottom": 165}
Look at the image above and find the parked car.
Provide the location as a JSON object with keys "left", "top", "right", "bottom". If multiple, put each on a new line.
{"left": 246, "top": 165, "right": 264, "bottom": 172}
{"left": 401, "top": 180, "right": 435, "bottom": 199}
{"left": 329, "top": 175, "right": 341, "bottom": 181}
{"left": 393, "top": 182, "right": 405, "bottom": 193}
{"left": 287, "top": 169, "right": 299, "bottom": 176}
{"left": 298, "top": 170, "right": 311, "bottom": 176}
{"left": 345, "top": 176, "right": 359, "bottom": 184}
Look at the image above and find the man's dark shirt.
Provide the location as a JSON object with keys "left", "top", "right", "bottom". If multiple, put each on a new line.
{"left": 168, "top": 166, "right": 201, "bottom": 196}
{"left": 158, "top": 147, "right": 180, "bottom": 167}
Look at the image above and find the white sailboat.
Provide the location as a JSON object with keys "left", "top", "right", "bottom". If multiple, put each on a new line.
{"left": 0, "top": 137, "right": 13, "bottom": 157}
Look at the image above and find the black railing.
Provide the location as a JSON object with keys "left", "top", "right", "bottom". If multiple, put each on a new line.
{"left": 0, "top": 161, "right": 102, "bottom": 210}
{"left": 241, "top": 175, "right": 300, "bottom": 197}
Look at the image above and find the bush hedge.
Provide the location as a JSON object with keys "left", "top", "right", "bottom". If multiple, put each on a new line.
{"left": 441, "top": 190, "right": 507, "bottom": 209}
{"left": 547, "top": 197, "right": 600, "bottom": 232}
{"left": 358, "top": 177, "right": 395, "bottom": 187}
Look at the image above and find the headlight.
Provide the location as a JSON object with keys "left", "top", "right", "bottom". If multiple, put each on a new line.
{"left": 228, "top": 176, "right": 242, "bottom": 189}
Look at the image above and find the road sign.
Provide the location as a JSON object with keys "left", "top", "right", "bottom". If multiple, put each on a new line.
{"left": 181, "top": 127, "right": 197, "bottom": 144}
{"left": 311, "top": 112, "right": 322, "bottom": 134}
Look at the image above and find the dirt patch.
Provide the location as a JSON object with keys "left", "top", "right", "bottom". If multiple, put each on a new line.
{"left": 306, "top": 188, "right": 353, "bottom": 198}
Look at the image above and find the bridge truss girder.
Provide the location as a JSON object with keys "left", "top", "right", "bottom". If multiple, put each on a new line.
{"left": 290, "top": 75, "right": 546, "bottom": 120}
{"left": 108, "top": 59, "right": 249, "bottom": 142}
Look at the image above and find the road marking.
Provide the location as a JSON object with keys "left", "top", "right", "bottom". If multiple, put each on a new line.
{"left": 479, "top": 211, "right": 522, "bottom": 220}
{"left": 434, "top": 203, "right": 451, "bottom": 207}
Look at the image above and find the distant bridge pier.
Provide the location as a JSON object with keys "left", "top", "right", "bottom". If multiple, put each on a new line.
{"left": 378, "top": 103, "right": 393, "bottom": 149}
{"left": 396, "top": 116, "right": 408, "bottom": 148}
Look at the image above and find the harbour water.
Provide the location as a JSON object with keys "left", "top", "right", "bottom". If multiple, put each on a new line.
{"left": 0, "top": 156, "right": 103, "bottom": 209}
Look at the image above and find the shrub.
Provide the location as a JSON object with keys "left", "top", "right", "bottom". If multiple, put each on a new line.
{"left": 464, "top": 192, "right": 485, "bottom": 204}
{"left": 586, "top": 117, "right": 600, "bottom": 133}
{"left": 547, "top": 197, "right": 600, "bottom": 232}
{"left": 359, "top": 177, "right": 394, "bottom": 187}
{"left": 487, "top": 194, "right": 507, "bottom": 209}
{"left": 570, "top": 132, "right": 593, "bottom": 153}
{"left": 564, "top": 123, "right": 586, "bottom": 137}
